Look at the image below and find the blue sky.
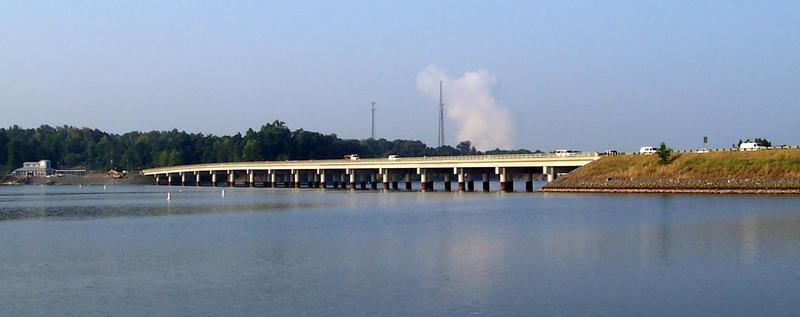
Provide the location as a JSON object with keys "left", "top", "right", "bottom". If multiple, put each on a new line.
{"left": 1, "top": 1, "right": 798, "bottom": 151}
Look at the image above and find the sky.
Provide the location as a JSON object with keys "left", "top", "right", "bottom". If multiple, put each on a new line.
{"left": 1, "top": 1, "right": 798, "bottom": 152}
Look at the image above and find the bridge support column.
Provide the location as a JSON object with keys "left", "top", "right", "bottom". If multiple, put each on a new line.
{"left": 268, "top": 172, "right": 275, "bottom": 188}
{"left": 543, "top": 166, "right": 554, "bottom": 182}
{"left": 196, "top": 173, "right": 201, "bottom": 186}
{"left": 482, "top": 173, "right": 490, "bottom": 192}
{"left": 457, "top": 169, "right": 465, "bottom": 191}
{"left": 155, "top": 175, "right": 161, "bottom": 186}
{"left": 227, "top": 171, "right": 234, "bottom": 187}
{"left": 167, "top": 175, "right": 173, "bottom": 186}
{"left": 293, "top": 171, "right": 300, "bottom": 188}
{"left": 498, "top": 168, "right": 514, "bottom": 192}
{"left": 382, "top": 172, "right": 390, "bottom": 191}
{"left": 444, "top": 174, "right": 452, "bottom": 192}
{"left": 526, "top": 173, "right": 534, "bottom": 192}
{"left": 247, "top": 171, "right": 254, "bottom": 187}
{"left": 405, "top": 173, "right": 413, "bottom": 190}
{"left": 370, "top": 174, "right": 378, "bottom": 190}
{"left": 211, "top": 173, "right": 217, "bottom": 187}
{"left": 349, "top": 172, "right": 357, "bottom": 190}
{"left": 467, "top": 175, "right": 475, "bottom": 192}
{"left": 319, "top": 171, "right": 326, "bottom": 188}
{"left": 180, "top": 173, "right": 186, "bottom": 186}
{"left": 419, "top": 170, "right": 432, "bottom": 192}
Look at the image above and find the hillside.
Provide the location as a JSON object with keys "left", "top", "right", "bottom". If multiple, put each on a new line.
{"left": 543, "top": 149, "right": 800, "bottom": 193}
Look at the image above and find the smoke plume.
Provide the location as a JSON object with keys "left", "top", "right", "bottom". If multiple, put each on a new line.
{"left": 416, "top": 65, "right": 514, "bottom": 150}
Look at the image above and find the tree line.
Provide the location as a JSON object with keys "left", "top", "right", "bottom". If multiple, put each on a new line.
{"left": 0, "top": 121, "right": 536, "bottom": 173}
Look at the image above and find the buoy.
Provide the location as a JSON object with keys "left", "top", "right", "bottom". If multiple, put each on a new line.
{"left": 166, "top": 192, "right": 172, "bottom": 200}
{"left": 221, "top": 190, "right": 225, "bottom": 198}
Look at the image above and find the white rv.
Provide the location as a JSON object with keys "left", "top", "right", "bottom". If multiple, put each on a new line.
{"left": 639, "top": 146, "right": 657, "bottom": 155}
{"left": 739, "top": 142, "right": 766, "bottom": 151}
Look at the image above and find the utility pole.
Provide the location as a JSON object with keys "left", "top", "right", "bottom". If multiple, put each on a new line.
{"left": 371, "top": 101, "right": 376, "bottom": 140}
{"left": 438, "top": 80, "right": 445, "bottom": 147}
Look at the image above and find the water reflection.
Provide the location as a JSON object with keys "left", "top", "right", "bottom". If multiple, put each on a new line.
{"left": 1, "top": 187, "right": 799, "bottom": 316}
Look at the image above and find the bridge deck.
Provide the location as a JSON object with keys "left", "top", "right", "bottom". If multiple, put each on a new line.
{"left": 142, "top": 153, "right": 599, "bottom": 175}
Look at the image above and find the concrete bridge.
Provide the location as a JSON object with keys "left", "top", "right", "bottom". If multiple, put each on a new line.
{"left": 142, "top": 153, "right": 600, "bottom": 192}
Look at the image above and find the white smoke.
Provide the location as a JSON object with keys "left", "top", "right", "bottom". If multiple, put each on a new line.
{"left": 416, "top": 65, "right": 514, "bottom": 150}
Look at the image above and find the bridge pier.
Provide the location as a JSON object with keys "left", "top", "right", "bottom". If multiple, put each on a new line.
{"left": 292, "top": 171, "right": 299, "bottom": 188}
{"left": 444, "top": 174, "right": 452, "bottom": 192}
{"left": 227, "top": 171, "right": 234, "bottom": 187}
{"left": 370, "top": 173, "right": 378, "bottom": 190}
{"left": 526, "top": 173, "right": 534, "bottom": 192}
{"left": 211, "top": 173, "right": 218, "bottom": 187}
{"left": 482, "top": 173, "right": 490, "bottom": 192}
{"left": 349, "top": 171, "right": 357, "bottom": 190}
{"left": 195, "top": 173, "right": 201, "bottom": 186}
{"left": 498, "top": 168, "right": 513, "bottom": 192}
{"left": 419, "top": 170, "right": 433, "bottom": 192}
{"left": 457, "top": 169, "right": 465, "bottom": 192}
{"left": 319, "top": 171, "right": 327, "bottom": 188}
{"left": 543, "top": 166, "right": 554, "bottom": 182}
{"left": 467, "top": 175, "right": 475, "bottom": 192}
{"left": 382, "top": 171, "right": 390, "bottom": 191}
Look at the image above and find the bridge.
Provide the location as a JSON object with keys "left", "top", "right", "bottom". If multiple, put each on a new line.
{"left": 142, "top": 153, "right": 600, "bottom": 192}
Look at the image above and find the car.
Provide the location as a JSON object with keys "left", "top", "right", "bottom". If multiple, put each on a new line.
{"left": 344, "top": 154, "right": 360, "bottom": 161}
{"left": 605, "top": 150, "right": 620, "bottom": 156}
{"left": 639, "top": 146, "right": 657, "bottom": 155}
{"left": 388, "top": 155, "right": 400, "bottom": 161}
{"left": 696, "top": 148, "right": 710, "bottom": 153}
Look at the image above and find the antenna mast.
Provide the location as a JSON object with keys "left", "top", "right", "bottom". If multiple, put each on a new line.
{"left": 438, "top": 80, "right": 445, "bottom": 147}
{"left": 371, "top": 101, "right": 376, "bottom": 140}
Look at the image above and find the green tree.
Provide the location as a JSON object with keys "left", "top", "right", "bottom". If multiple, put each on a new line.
{"left": 656, "top": 142, "right": 672, "bottom": 165}
{"left": 456, "top": 141, "right": 477, "bottom": 155}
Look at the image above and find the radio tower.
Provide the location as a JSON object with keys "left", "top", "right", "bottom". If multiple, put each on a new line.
{"left": 437, "top": 80, "right": 445, "bottom": 147}
{"left": 370, "top": 101, "right": 376, "bottom": 140}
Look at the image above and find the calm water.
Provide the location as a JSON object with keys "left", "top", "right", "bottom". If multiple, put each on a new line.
{"left": 0, "top": 185, "right": 799, "bottom": 316}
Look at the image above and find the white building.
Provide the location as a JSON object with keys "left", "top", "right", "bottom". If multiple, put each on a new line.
{"left": 11, "top": 160, "right": 87, "bottom": 177}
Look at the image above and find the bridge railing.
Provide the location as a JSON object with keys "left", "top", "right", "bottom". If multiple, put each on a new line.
{"left": 353, "top": 152, "right": 599, "bottom": 162}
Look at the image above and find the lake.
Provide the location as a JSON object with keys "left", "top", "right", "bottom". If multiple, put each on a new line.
{"left": 1, "top": 184, "right": 799, "bottom": 316}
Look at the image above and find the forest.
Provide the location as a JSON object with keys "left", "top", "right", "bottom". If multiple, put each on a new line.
{"left": 0, "top": 121, "right": 536, "bottom": 173}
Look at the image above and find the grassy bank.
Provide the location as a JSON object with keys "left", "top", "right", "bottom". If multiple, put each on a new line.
{"left": 543, "top": 149, "right": 800, "bottom": 193}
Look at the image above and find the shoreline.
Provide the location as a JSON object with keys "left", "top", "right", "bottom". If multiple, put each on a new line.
{"left": 540, "top": 187, "right": 800, "bottom": 195}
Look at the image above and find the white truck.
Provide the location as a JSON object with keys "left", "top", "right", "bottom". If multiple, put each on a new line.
{"left": 739, "top": 142, "right": 766, "bottom": 151}
{"left": 639, "top": 146, "right": 657, "bottom": 155}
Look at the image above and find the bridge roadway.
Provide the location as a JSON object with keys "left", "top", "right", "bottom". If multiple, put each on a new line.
{"left": 142, "top": 153, "right": 600, "bottom": 192}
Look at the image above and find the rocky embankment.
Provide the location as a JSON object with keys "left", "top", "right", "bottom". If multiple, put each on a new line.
{"left": 3, "top": 173, "right": 153, "bottom": 186}
{"left": 543, "top": 177, "right": 800, "bottom": 194}
{"left": 542, "top": 149, "right": 800, "bottom": 194}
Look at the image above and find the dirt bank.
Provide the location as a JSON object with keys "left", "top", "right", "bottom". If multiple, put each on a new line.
{"left": 542, "top": 149, "right": 800, "bottom": 194}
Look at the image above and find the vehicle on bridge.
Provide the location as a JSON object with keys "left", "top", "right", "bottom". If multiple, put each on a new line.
{"left": 555, "top": 150, "right": 580, "bottom": 157}
{"left": 639, "top": 146, "right": 657, "bottom": 155}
